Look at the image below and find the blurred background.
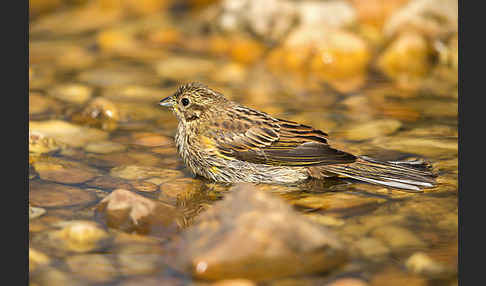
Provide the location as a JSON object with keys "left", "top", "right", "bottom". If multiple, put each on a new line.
{"left": 29, "top": 1, "right": 458, "bottom": 286}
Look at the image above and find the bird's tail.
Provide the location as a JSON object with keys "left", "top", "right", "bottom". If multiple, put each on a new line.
{"left": 316, "top": 156, "right": 437, "bottom": 192}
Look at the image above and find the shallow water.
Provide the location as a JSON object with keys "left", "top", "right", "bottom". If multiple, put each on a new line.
{"left": 29, "top": 2, "right": 457, "bottom": 286}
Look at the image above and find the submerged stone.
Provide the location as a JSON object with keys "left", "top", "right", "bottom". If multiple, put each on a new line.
{"left": 29, "top": 248, "right": 50, "bottom": 272}
{"left": 30, "top": 220, "right": 111, "bottom": 256}
{"left": 32, "top": 157, "right": 100, "bottom": 184}
{"left": 376, "top": 32, "right": 431, "bottom": 83}
{"left": 29, "top": 204, "right": 46, "bottom": 220}
{"left": 171, "top": 183, "right": 348, "bottom": 281}
{"left": 30, "top": 181, "right": 98, "bottom": 208}
{"left": 84, "top": 140, "right": 127, "bottom": 154}
{"left": 95, "top": 189, "right": 181, "bottom": 236}
{"left": 29, "top": 120, "right": 108, "bottom": 148}
{"left": 371, "top": 225, "right": 426, "bottom": 249}
{"left": 110, "top": 165, "right": 184, "bottom": 181}
{"left": 70, "top": 97, "right": 120, "bottom": 131}
{"left": 338, "top": 119, "right": 402, "bottom": 141}
{"left": 405, "top": 252, "right": 454, "bottom": 278}
{"left": 66, "top": 254, "right": 118, "bottom": 283}
{"left": 29, "top": 131, "right": 64, "bottom": 155}
{"left": 48, "top": 83, "right": 93, "bottom": 104}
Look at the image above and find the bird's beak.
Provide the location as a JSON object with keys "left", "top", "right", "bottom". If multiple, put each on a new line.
{"left": 159, "top": 96, "right": 175, "bottom": 107}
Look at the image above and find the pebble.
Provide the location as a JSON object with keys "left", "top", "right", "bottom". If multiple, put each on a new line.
{"left": 29, "top": 204, "right": 47, "bottom": 220}
{"left": 48, "top": 84, "right": 93, "bottom": 104}
{"left": 118, "top": 253, "right": 162, "bottom": 276}
{"left": 371, "top": 225, "right": 426, "bottom": 249}
{"left": 29, "top": 181, "right": 98, "bottom": 208}
{"left": 77, "top": 66, "right": 158, "bottom": 87}
{"left": 29, "top": 131, "right": 63, "bottom": 154}
{"left": 95, "top": 188, "right": 181, "bottom": 236}
{"left": 29, "top": 92, "right": 63, "bottom": 118}
{"left": 32, "top": 157, "right": 100, "bottom": 184}
{"left": 110, "top": 165, "right": 184, "bottom": 181}
{"left": 370, "top": 266, "right": 427, "bottom": 286}
{"left": 211, "top": 279, "right": 257, "bottom": 286}
{"left": 352, "top": 237, "right": 390, "bottom": 261}
{"left": 383, "top": 0, "right": 458, "bottom": 38}
{"left": 132, "top": 134, "right": 173, "bottom": 147}
{"left": 405, "top": 252, "right": 453, "bottom": 278}
{"left": 337, "top": 119, "right": 402, "bottom": 141}
{"left": 291, "top": 192, "right": 387, "bottom": 212}
{"left": 71, "top": 97, "right": 119, "bottom": 131}
{"left": 30, "top": 220, "right": 111, "bottom": 255}
{"left": 29, "top": 120, "right": 108, "bottom": 148}
{"left": 376, "top": 32, "right": 430, "bottom": 82}
{"left": 155, "top": 56, "right": 218, "bottom": 80}
{"left": 172, "top": 183, "right": 347, "bottom": 281}
{"left": 29, "top": 248, "right": 50, "bottom": 272}
{"left": 371, "top": 137, "right": 457, "bottom": 158}
{"left": 326, "top": 278, "right": 369, "bottom": 286}
{"left": 84, "top": 141, "right": 127, "bottom": 154}
{"left": 66, "top": 254, "right": 118, "bottom": 283}
{"left": 159, "top": 178, "right": 203, "bottom": 203}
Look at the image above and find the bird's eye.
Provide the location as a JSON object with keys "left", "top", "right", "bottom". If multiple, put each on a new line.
{"left": 181, "top": 98, "right": 190, "bottom": 107}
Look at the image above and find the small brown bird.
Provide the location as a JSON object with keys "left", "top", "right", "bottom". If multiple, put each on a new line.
{"left": 159, "top": 82, "right": 436, "bottom": 191}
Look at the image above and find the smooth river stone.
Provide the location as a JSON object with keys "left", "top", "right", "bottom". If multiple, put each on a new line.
{"left": 291, "top": 192, "right": 387, "bottom": 212}
{"left": 30, "top": 181, "right": 98, "bottom": 208}
{"left": 33, "top": 157, "right": 100, "bottom": 184}
{"left": 84, "top": 141, "right": 127, "bottom": 154}
{"left": 171, "top": 183, "right": 348, "bottom": 281}
{"left": 48, "top": 83, "right": 93, "bottom": 104}
{"left": 67, "top": 254, "right": 118, "bottom": 283}
{"left": 110, "top": 165, "right": 184, "bottom": 181}
{"left": 29, "top": 120, "right": 108, "bottom": 148}
{"left": 338, "top": 119, "right": 402, "bottom": 141}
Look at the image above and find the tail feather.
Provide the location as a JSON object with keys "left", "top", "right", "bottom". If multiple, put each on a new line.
{"left": 318, "top": 156, "right": 437, "bottom": 192}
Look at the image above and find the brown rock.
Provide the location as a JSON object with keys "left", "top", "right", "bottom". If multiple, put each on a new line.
{"left": 212, "top": 279, "right": 257, "bottom": 286}
{"left": 327, "top": 278, "right": 369, "bottom": 286}
{"left": 110, "top": 165, "right": 184, "bottom": 181}
{"left": 171, "top": 183, "right": 347, "bottom": 281}
{"left": 29, "top": 204, "right": 46, "bottom": 220}
{"left": 29, "top": 248, "right": 50, "bottom": 272}
{"left": 29, "top": 120, "right": 108, "bottom": 148}
{"left": 371, "top": 225, "right": 427, "bottom": 249}
{"left": 29, "top": 92, "right": 63, "bottom": 119}
{"left": 30, "top": 181, "right": 98, "bottom": 208}
{"left": 66, "top": 254, "right": 118, "bottom": 283}
{"left": 71, "top": 97, "right": 119, "bottom": 131}
{"left": 405, "top": 252, "right": 455, "bottom": 278}
{"left": 291, "top": 192, "right": 387, "bottom": 213}
{"left": 370, "top": 266, "right": 427, "bottom": 286}
{"left": 85, "top": 175, "right": 133, "bottom": 191}
{"left": 383, "top": 0, "right": 458, "bottom": 38}
{"left": 159, "top": 178, "right": 203, "bottom": 203}
{"left": 30, "top": 220, "right": 111, "bottom": 256}
{"left": 132, "top": 134, "right": 173, "bottom": 147}
{"left": 95, "top": 189, "right": 181, "bottom": 236}
{"left": 29, "top": 131, "right": 63, "bottom": 155}
{"left": 132, "top": 180, "right": 159, "bottom": 193}
{"left": 32, "top": 157, "right": 100, "bottom": 184}
{"left": 48, "top": 84, "right": 93, "bottom": 104}
{"left": 84, "top": 140, "right": 127, "bottom": 154}
{"left": 77, "top": 66, "right": 158, "bottom": 87}
{"left": 337, "top": 119, "right": 402, "bottom": 141}
{"left": 377, "top": 32, "right": 431, "bottom": 83}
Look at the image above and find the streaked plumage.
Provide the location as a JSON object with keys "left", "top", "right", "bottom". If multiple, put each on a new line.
{"left": 159, "top": 82, "right": 437, "bottom": 191}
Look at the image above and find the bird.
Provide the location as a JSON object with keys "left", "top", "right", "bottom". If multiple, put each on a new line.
{"left": 159, "top": 82, "right": 437, "bottom": 192}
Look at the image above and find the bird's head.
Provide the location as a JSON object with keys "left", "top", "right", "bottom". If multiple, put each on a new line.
{"left": 159, "top": 82, "right": 227, "bottom": 124}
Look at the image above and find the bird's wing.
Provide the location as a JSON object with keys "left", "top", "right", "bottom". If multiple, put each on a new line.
{"left": 204, "top": 105, "right": 357, "bottom": 166}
